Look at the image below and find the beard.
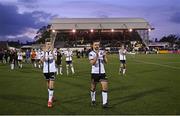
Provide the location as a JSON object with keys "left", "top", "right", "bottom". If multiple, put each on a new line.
{"left": 94, "top": 47, "right": 99, "bottom": 51}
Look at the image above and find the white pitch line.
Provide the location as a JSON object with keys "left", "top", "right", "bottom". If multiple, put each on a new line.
{"left": 161, "top": 62, "right": 180, "bottom": 64}
{"left": 134, "top": 60, "right": 180, "bottom": 70}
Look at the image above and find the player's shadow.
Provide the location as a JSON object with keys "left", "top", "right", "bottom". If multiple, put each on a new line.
{"left": 60, "top": 86, "right": 133, "bottom": 106}
{"left": 60, "top": 94, "right": 88, "bottom": 104}
{"left": 110, "top": 86, "right": 133, "bottom": 93}
{"left": 60, "top": 79, "right": 87, "bottom": 89}
{"left": 110, "top": 87, "right": 169, "bottom": 107}
{"left": 0, "top": 94, "right": 46, "bottom": 107}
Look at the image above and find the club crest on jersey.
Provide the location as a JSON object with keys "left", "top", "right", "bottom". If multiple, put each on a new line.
{"left": 89, "top": 54, "right": 93, "bottom": 56}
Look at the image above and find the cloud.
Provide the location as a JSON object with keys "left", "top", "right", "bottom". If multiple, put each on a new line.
{"left": 92, "top": 11, "right": 110, "bottom": 18}
{"left": 33, "top": 0, "right": 124, "bottom": 18}
{"left": 170, "top": 12, "right": 180, "bottom": 23}
{"left": 18, "top": 0, "right": 38, "bottom": 3}
{"left": 0, "top": 3, "right": 54, "bottom": 36}
{"left": 0, "top": 28, "right": 38, "bottom": 43}
{"left": 0, "top": 3, "right": 56, "bottom": 43}
{"left": 17, "top": 0, "right": 38, "bottom": 8}
{"left": 1, "top": 0, "right": 180, "bottom": 41}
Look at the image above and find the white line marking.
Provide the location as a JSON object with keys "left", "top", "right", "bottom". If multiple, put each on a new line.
{"left": 134, "top": 60, "right": 180, "bottom": 70}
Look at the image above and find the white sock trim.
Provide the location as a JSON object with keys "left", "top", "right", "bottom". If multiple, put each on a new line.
{"left": 91, "top": 91, "right": 96, "bottom": 101}
{"left": 48, "top": 89, "right": 54, "bottom": 102}
{"left": 102, "top": 91, "right": 108, "bottom": 105}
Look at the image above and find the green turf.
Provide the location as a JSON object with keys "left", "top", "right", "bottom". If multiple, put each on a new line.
{"left": 0, "top": 54, "right": 180, "bottom": 115}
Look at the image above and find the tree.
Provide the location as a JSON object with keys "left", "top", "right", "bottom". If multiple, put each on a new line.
{"left": 34, "top": 25, "right": 51, "bottom": 44}
{"left": 155, "top": 38, "right": 158, "bottom": 42}
{"left": 159, "top": 34, "right": 179, "bottom": 46}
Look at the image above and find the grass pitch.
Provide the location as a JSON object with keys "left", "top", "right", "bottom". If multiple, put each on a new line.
{"left": 0, "top": 54, "right": 180, "bottom": 115}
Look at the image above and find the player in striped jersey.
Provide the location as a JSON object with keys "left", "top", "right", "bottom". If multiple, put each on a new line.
{"left": 64, "top": 48, "right": 75, "bottom": 75}
{"left": 17, "top": 49, "right": 23, "bottom": 68}
{"left": 36, "top": 49, "right": 42, "bottom": 69}
{"left": 88, "top": 40, "right": 109, "bottom": 108}
{"left": 119, "top": 45, "right": 127, "bottom": 75}
{"left": 41, "top": 39, "right": 57, "bottom": 108}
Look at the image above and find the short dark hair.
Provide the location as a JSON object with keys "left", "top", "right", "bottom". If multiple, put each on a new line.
{"left": 45, "top": 38, "right": 51, "bottom": 42}
{"left": 91, "top": 39, "right": 100, "bottom": 45}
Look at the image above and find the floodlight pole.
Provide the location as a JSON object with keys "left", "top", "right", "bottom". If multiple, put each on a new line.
{"left": 98, "top": 30, "right": 102, "bottom": 42}
{"left": 123, "top": 30, "right": 126, "bottom": 44}
{"left": 50, "top": 30, "right": 57, "bottom": 48}
{"left": 123, "top": 23, "right": 129, "bottom": 44}
{"left": 73, "top": 31, "right": 77, "bottom": 47}
{"left": 74, "top": 24, "right": 78, "bottom": 47}
{"left": 99, "top": 24, "right": 103, "bottom": 42}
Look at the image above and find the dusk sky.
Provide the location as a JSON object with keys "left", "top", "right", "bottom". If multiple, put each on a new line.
{"left": 0, "top": 0, "right": 180, "bottom": 42}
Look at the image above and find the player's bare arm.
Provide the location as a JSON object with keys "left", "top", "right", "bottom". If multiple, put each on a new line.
{"left": 90, "top": 52, "right": 99, "bottom": 65}
{"left": 103, "top": 51, "right": 108, "bottom": 64}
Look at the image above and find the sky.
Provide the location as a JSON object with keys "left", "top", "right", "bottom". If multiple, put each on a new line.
{"left": 0, "top": 0, "right": 180, "bottom": 43}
